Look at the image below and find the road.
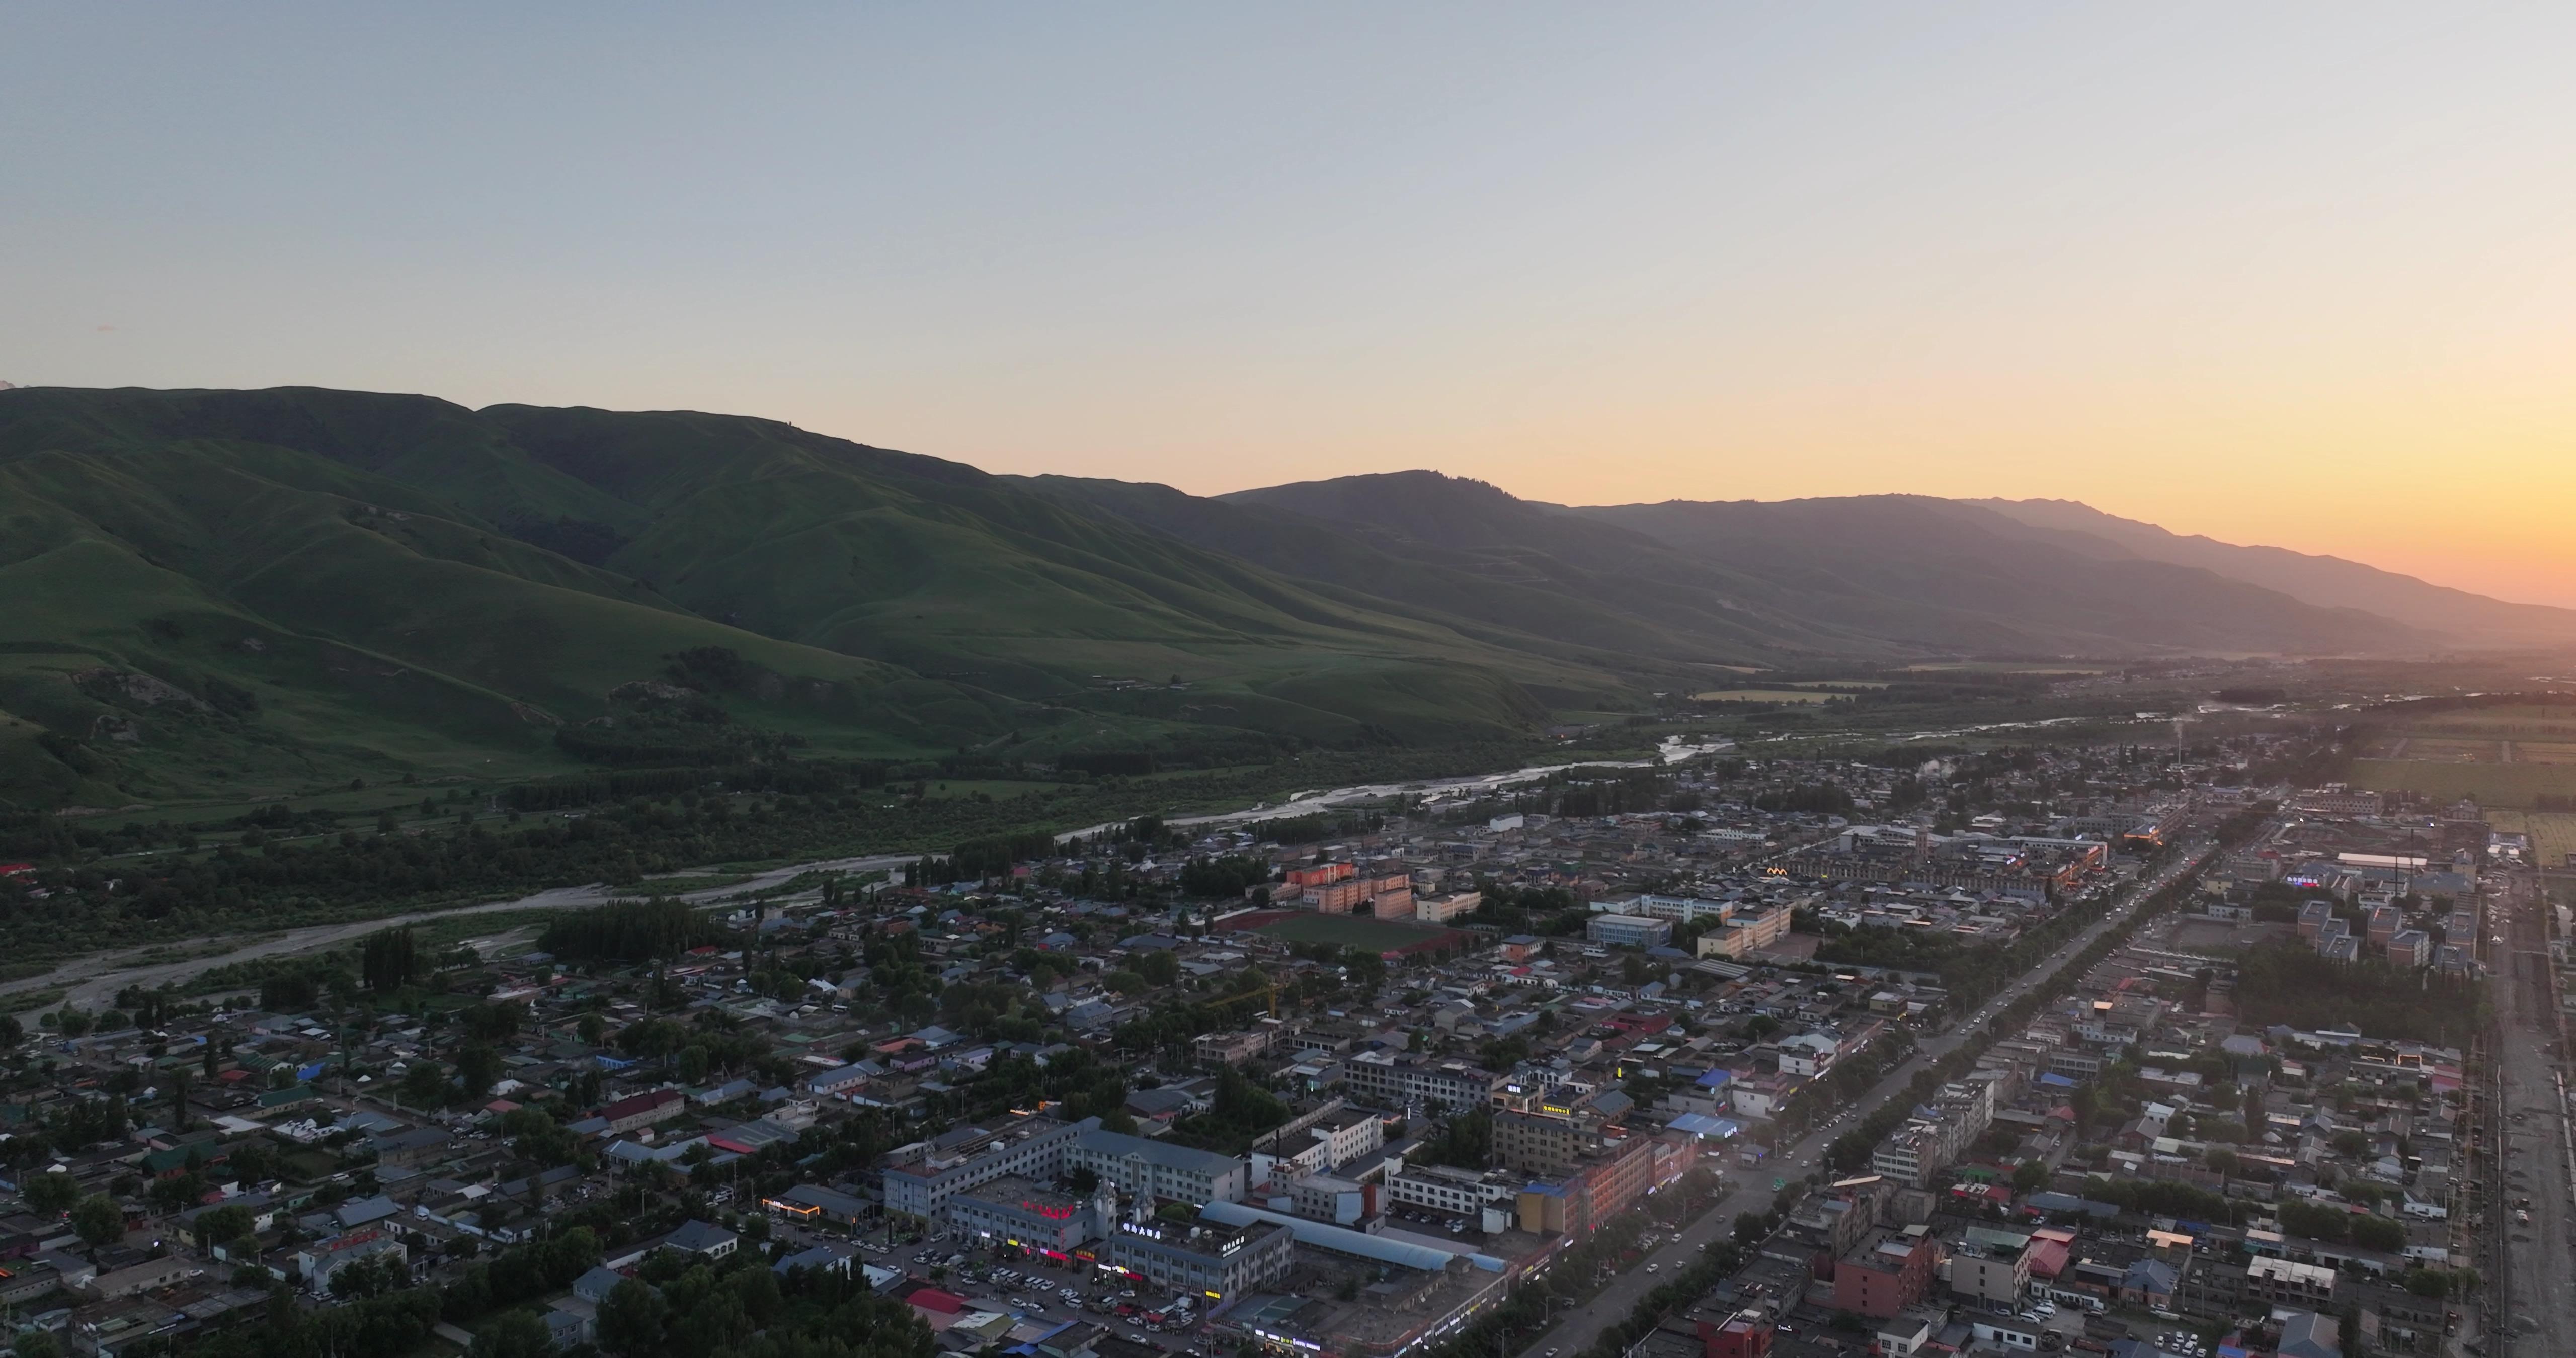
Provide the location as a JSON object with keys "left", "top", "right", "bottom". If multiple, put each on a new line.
{"left": 0, "top": 738, "right": 1750, "bottom": 1020}
{"left": 0, "top": 850, "right": 929, "bottom": 1016}
{"left": 2487, "top": 867, "right": 2574, "bottom": 1357}
{"left": 1519, "top": 841, "right": 2211, "bottom": 1358}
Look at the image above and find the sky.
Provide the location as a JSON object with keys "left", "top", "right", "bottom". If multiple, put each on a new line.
{"left": 9, "top": 6, "right": 2576, "bottom": 604}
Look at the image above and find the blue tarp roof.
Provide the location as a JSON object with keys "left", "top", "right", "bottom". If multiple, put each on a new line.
{"left": 1665, "top": 1113, "right": 1739, "bottom": 1139}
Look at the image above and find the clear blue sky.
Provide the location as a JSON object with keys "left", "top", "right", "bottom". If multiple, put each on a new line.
{"left": 10, "top": 5, "right": 2576, "bottom": 601}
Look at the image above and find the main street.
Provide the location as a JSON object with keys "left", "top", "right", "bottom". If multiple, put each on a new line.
{"left": 2487, "top": 867, "right": 2575, "bottom": 1357}
{"left": 1517, "top": 839, "right": 2213, "bottom": 1358}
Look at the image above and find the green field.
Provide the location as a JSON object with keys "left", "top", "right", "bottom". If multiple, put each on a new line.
{"left": 1692, "top": 689, "right": 1845, "bottom": 705}
{"left": 1252, "top": 913, "right": 1457, "bottom": 952}
{"left": 2484, "top": 809, "right": 2576, "bottom": 869}
{"left": 2349, "top": 758, "right": 2576, "bottom": 808}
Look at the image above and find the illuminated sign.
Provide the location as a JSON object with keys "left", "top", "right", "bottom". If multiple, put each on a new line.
{"left": 1021, "top": 1199, "right": 1079, "bottom": 1221}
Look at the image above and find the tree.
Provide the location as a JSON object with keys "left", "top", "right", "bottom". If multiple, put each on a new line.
{"left": 10, "top": 1329, "right": 60, "bottom": 1358}
{"left": 598, "top": 1278, "right": 670, "bottom": 1357}
{"left": 24, "top": 1169, "right": 78, "bottom": 1216}
{"left": 454, "top": 1045, "right": 504, "bottom": 1101}
{"left": 399, "top": 1060, "right": 449, "bottom": 1108}
{"left": 195, "top": 1203, "right": 256, "bottom": 1252}
{"left": 2204, "top": 1147, "right": 2240, "bottom": 1177}
{"left": 71, "top": 1194, "right": 124, "bottom": 1250}
{"left": 469, "top": 1309, "right": 553, "bottom": 1358}
{"left": 2011, "top": 1160, "right": 2050, "bottom": 1193}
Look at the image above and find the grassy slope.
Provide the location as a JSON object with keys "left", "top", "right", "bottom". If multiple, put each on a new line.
{"left": 0, "top": 388, "right": 1632, "bottom": 807}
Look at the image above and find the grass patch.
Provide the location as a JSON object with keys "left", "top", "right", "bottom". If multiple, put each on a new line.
{"left": 6, "top": 988, "right": 64, "bottom": 1013}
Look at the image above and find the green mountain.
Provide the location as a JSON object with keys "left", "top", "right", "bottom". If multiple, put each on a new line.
{"left": 0, "top": 388, "right": 1616, "bottom": 809}
{"left": 0, "top": 385, "right": 2518, "bottom": 814}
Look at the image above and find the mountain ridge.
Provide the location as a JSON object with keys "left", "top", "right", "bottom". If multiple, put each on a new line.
{"left": 2, "top": 384, "right": 2559, "bottom": 811}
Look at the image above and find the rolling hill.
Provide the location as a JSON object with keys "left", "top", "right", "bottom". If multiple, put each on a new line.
{"left": 2, "top": 383, "right": 2555, "bottom": 812}
{"left": 0, "top": 387, "right": 1630, "bottom": 808}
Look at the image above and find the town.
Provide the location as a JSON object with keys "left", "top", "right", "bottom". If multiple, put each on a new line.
{"left": 0, "top": 732, "right": 2558, "bottom": 1358}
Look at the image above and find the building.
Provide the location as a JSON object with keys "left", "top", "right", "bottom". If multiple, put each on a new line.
{"left": 2245, "top": 1257, "right": 2338, "bottom": 1310}
{"left": 1514, "top": 1132, "right": 1679, "bottom": 1237}
{"left": 947, "top": 1175, "right": 1116, "bottom": 1254}
{"left": 764, "top": 1183, "right": 872, "bottom": 1228}
{"left": 599, "top": 1088, "right": 686, "bottom": 1135}
{"left": 1340, "top": 1052, "right": 1501, "bottom": 1113}
{"left": 1697, "top": 906, "right": 1791, "bottom": 959}
{"left": 1384, "top": 1162, "right": 1516, "bottom": 1220}
{"left": 1414, "top": 891, "right": 1482, "bottom": 924}
{"left": 1948, "top": 1231, "right": 2034, "bottom": 1307}
{"left": 1102, "top": 1218, "right": 1293, "bottom": 1302}
{"left": 1195, "top": 1030, "right": 1273, "bottom": 1066}
{"left": 1832, "top": 1227, "right": 1938, "bottom": 1318}
{"left": 1068, "top": 1129, "right": 1249, "bottom": 1205}
{"left": 882, "top": 1113, "right": 1099, "bottom": 1221}
{"left": 1698, "top": 1311, "right": 1774, "bottom": 1358}
{"left": 1495, "top": 1106, "right": 1602, "bottom": 1175}
{"left": 1586, "top": 914, "right": 1673, "bottom": 949}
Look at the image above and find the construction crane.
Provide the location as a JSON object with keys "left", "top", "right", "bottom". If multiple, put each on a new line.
{"left": 1208, "top": 975, "right": 1279, "bottom": 1019}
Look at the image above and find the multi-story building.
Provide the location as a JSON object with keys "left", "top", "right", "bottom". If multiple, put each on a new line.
{"left": 1068, "top": 1129, "right": 1248, "bottom": 1205}
{"left": 1384, "top": 1162, "right": 1516, "bottom": 1219}
{"left": 1585, "top": 913, "right": 1672, "bottom": 949}
{"left": 1948, "top": 1231, "right": 2034, "bottom": 1307}
{"left": 1833, "top": 1227, "right": 1939, "bottom": 1318}
{"left": 1196, "top": 1030, "right": 1273, "bottom": 1065}
{"left": 1495, "top": 1106, "right": 1602, "bottom": 1174}
{"left": 1414, "top": 891, "right": 1482, "bottom": 924}
{"left": 1340, "top": 1052, "right": 1501, "bottom": 1113}
{"left": 1514, "top": 1132, "right": 1683, "bottom": 1237}
{"left": 1697, "top": 905, "right": 1791, "bottom": 959}
{"left": 946, "top": 1176, "right": 1117, "bottom": 1254}
{"left": 882, "top": 1112, "right": 1099, "bottom": 1221}
{"left": 2245, "top": 1257, "right": 2339, "bottom": 1310}
{"left": 1103, "top": 1218, "right": 1294, "bottom": 1302}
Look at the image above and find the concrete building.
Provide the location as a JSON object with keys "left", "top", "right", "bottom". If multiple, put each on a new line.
{"left": 1341, "top": 1052, "right": 1501, "bottom": 1113}
{"left": 1102, "top": 1218, "right": 1294, "bottom": 1302}
{"left": 1586, "top": 914, "right": 1673, "bottom": 949}
{"left": 1833, "top": 1227, "right": 1938, "bottom": 1318}
{"left": 1068, "top": 1129, "right": 1249, "bottom": 1205}
{"left": 882, "top": 1112, "right": 1099, "bottom": 1221}
{"left": 947, "top": 1175, "right": 1117, "bottom": 1254}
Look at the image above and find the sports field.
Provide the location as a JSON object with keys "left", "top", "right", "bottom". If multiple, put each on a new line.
{"left": 1251, "top": 912, "right": 1467, "bottom": 954}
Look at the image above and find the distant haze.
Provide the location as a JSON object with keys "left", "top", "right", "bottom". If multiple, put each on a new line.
{"left": 9, "top": 6, "right": 2575, "bottom": 605}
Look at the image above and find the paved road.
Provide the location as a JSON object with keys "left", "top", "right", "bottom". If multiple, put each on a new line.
{"left": 0, "top": 851, "right": 927, "bottom": 1016}
{"left": 1519, "top": 842, "right": 2211, "bottom": 1358}
{"left": 2489, "top": 868, "right": 2573, "bottom": 1357}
